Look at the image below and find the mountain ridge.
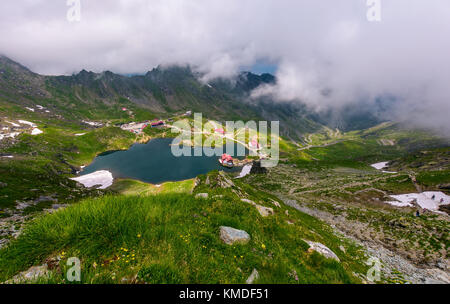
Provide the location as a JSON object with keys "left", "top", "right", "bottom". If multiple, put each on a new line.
{"left": 0, "top": 55, "right": 385, "bottom": 138}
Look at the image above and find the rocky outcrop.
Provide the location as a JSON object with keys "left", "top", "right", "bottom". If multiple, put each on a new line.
{"left": 255, "top": 205, "right": 274, "bottom": 217}
{"left": 195, "top": 193, "right": 209, "bottom": 199}
{"left": 270, "top": 199, "right": 281, "bottom": 208}
{"left": 304, "top": 240, "right": 340, "bottom": 262}
{"left": 220, "top": 226, "right": 250, "bottom": 245}
{"left": 250, "top": 161, "right": 267, "bottom": 174}
{"left": 5, "top": 265, "right": 49, "bottom": 284}
{"left": 218, "top": 171, "right": 234, "bottom": 188}
{"left": 241, "top": 199, "right": 274, "bottom": 217}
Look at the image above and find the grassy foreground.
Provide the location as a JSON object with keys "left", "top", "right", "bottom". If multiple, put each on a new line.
{"left": 0, "top": 185, "right": 368, "bottom": 283}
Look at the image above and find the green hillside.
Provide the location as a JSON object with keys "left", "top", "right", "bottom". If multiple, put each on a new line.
{"left": 0, "top": 56, "right": 449, "bottom": 284}
{"left": 0, "top": 172, "right": 368, "bottom": 284}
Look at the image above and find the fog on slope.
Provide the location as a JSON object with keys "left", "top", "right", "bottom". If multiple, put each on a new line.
{"left": 0, "top": 1, "right": 449, "bottom": 133}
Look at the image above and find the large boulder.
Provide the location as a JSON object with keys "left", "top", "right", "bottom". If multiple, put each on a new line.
{"left": 304, "top": 240, "right": 340, "bottom": 262}
{"left": 195, "top": 193, "right": 209, "bottom": 199}
{"left": 220, "top": 226, "right": 250, "bottom": 245}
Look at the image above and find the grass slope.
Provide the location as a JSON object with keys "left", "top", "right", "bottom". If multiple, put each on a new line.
{"left": 0, "top": 172, "right": 369, "bottom": 284}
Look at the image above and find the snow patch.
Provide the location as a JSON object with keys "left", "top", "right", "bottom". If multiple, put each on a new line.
{"left": 31, "top": 128, "right": 43, "bottom": 135}
{"left": 75, "top": 133, "right": 86, "bottom": 136}
{"left": 82, "top": 120, "right": 103, "bottom": 127}
{"left": 236, "top": 164, "right": 252, "bottom": 179}
{"left": 25, "top": 107, "right": 35, "bottom": 112}
{"left": 371, "top": 161, "right": 397, "bottom": 173}
{"left": 0, "top": 132, "right": 20, "bottom": 140}
{"left": 71, "top": 170, "right": 113, "bottom": 189}
{"left": 6, "top": 121, "right": 20, "bottom": 127}
{"left": 386, "top": 191, "right": 450, "bottom": 211}
{"left": 18, "top": 120, "right": 37, "bottom": 127}
{"left": 371, "top": 162, "right": 389, "bottom": 170}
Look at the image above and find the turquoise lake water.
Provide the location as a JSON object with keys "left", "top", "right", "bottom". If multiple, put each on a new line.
{"left": 82, "top": 138, "right": 246, "bottom": 184}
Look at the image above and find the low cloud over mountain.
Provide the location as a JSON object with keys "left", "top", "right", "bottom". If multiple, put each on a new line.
{"left": 1, "top": 1, "right": 449, "bottom": 133}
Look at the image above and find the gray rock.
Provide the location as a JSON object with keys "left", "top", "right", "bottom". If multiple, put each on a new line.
{"left": 246, "top": 269, "right": 259, "bottom": 284}
{"left": 241, "top": 199, "right": 274, "bottom": 217}
{"left": 270, "top": 200, "right": 281, "bottom": 208}
{"left": 241, "top": 198, "right": 256, "bottom": 205}
{"left": 6, "top": 265, "right": 49, "bottom": 283}
{"left": 220, "top": 226, "right": 250, "bottom": 245}
{"left": 35, "top": 196, "right": 57, "bottom": 203}
{"left": 255, "top": 205, "right": 274, "bottom": 217}
{"left": 194, "top": 177, "right": 201, "bottom": 188}
{"left": 195, "top": 193, "right": 209, "bottom": 199}
{"left": 218, "top": 171, "right": 234, "bottom": 188}
{"left": 304, "top": 240, "right": 340, "bottom": 262}
{"left": 51, "top": 204, "right": 67, "bottom": 210}
{"left": 15, "top": 202, "right": 30, "bottom": 210}
{"left": 425, "top": 269, "right": 450, "bottom": 284}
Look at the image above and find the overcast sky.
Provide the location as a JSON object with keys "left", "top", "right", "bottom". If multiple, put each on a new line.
{"left": 1, "top": 0, "right": 449, "bottom": 132}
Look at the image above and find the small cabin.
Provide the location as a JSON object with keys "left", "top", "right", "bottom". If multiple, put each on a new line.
{"left": 151, "top": 120, "right": 165, "bottom": 127}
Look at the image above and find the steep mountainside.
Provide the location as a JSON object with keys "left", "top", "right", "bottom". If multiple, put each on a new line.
{"left": 0, "top": 55, "right": 382, "bottom": 139}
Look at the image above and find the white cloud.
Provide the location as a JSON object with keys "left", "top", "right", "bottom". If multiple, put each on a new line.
{"left": 1, "top": 0, "right": 450, "bottom": 132}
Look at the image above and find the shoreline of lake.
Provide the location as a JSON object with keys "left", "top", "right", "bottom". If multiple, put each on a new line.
{"left": 80, "top": 138, "right": 249, "bottom": 185}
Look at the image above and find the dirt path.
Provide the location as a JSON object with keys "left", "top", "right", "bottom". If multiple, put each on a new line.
{"left": 297, "top": 140, "right": 344, "bottom": 151}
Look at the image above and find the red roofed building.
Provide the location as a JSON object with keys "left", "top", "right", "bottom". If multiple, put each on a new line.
{"left": 151, "top": 120, "right": 164, "bottom": 127}
{"left": 219, "top": 154, "right": 234, "bottom": 167}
